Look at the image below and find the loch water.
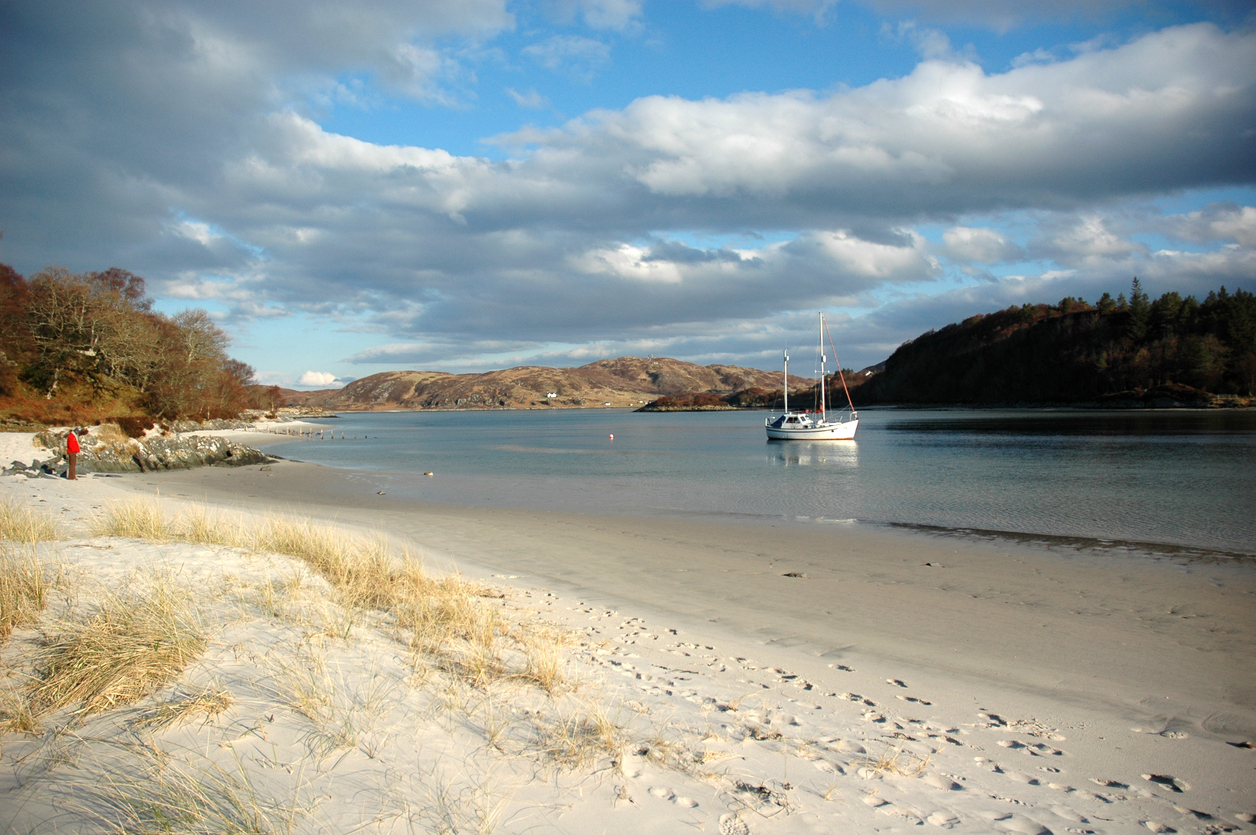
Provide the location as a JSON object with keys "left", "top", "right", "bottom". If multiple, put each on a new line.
{"left": 258, "top": 408, "right": 1256, "bottom": 558}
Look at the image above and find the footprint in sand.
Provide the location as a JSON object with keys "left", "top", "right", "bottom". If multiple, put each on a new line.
{"left": 1049, "top": 805, "right": 1088, "bottom": 823}
{"left": 813, "top": 759, "right": 844, "bottom": 775}
{"left": 719, "top": 813, "right": 750, "bottom": 835}
{"left": 898, "top": 694, "right": 933, "bottom": 705}
{"left": 1090, "top": 778, "right": 1129, "bottom": 789}
{"left": 887, "top": 678, "right": 908, "bottom": 687}
{"left": 1001, "top": 769, "right": 1039, "bottom": 785}
{"left": 1142, "top": 773, "right": 1189, "bottom": 792}
{"left": 927, "top": 810, "right": 961, "bottom": 828}
{"left": 991, "top": 814, "right": 1051, "bottom": 834}
{"left": 648, "top": 786, "right": 698, "bottom": 807}
{"left": 923, "top": 772, "right": 962, "bottom": 791}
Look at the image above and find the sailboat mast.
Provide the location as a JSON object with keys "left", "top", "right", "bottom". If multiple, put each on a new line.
{"left": 782, "top": 349, "right": 789, "bottom": 414}
{"left": 818, "top": 312, "right": 827, "bottom": 423}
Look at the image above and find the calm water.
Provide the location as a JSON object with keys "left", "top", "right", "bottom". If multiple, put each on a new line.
{"left": 258, "top": 409, "right": 1256, "bottom": 557}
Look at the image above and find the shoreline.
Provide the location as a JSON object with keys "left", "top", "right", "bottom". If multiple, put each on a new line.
{"left": 105, "top": 456, "right": 1256, "bottom": 719}
{"left": 3, "top": 447, "right": 1255, "bottom": 831}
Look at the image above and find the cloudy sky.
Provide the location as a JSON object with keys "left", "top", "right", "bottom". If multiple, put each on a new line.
{"left": 1, "top": 0, "right": 1253, "bottom": 389}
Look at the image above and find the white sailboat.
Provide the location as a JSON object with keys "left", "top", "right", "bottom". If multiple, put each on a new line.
{"left": 765, "top": 313, "right": 859, "bottom": 441}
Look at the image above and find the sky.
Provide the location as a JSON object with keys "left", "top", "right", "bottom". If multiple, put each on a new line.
{"left": 1, "top": 0, "right": 1253, "bottom": 389}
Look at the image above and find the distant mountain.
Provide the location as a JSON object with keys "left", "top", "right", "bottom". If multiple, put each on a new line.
{"left": 284, "top": 357, "right": 803, "bottom": 411}
{"left": 852, "top": 285, "right": 1255, "bottom": 406}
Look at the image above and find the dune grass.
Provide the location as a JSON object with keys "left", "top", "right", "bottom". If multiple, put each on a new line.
{"left": 89, "top": 500, "right": 567, "bottom": 696}
{"left": 91, "top": 755, "right": 306, "bottom": 835}
{"left": 30, "top": 575, "right": 205, "bottom": 716}
{"left": 0, "top": 497, "right": 61, "bottom": 543}
{"left": 857, "top": 742, "right": 931, "bottom": 777}
{"left": 133, "top": 688, "right": 234, "bottom": 732}
{"left": 88, "top": 499, "right": 170, "bottom": 540}
{"left": 0, "top": 545, "right": 51, "bottom": 643}
{"left": 535, "top": 703, "right": 627, "bottom": 770}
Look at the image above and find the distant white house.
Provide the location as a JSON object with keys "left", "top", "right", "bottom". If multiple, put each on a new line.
{"left": 546, "top": 392, "right": 558, "bottom": 398}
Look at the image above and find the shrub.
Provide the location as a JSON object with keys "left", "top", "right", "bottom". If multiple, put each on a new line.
{"left": 114, "top": 415, "right": 154, "bottom": 438}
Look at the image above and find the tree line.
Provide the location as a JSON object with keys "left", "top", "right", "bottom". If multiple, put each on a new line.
{"left": 853, "top": 280, "right": 1256, "bottom": 405}
{"left": 0, "top": 262, "right": 279, "bottom": 423}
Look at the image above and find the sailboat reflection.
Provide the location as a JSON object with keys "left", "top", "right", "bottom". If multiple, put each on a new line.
{"left": 767, "top": 440, "right": 859, "bottom": 468}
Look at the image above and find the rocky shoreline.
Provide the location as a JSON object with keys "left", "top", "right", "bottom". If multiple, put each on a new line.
{"left": 3, "top": 430, "right": 271, "bottom": 478}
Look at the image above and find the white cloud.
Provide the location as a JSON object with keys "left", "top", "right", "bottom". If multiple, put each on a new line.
{"left": 297, "top": 371, "right": 346, "bottom": 388}
{"left": 1031, "top": 215, "right": 1145, "bottom": 266}
{"left": 1163, "top": 203, "right": 1256, "bottom": 248}
{"left": 506, "top": 87, "right": 550, "bottom": 109}
{"left": 0, "top": 8, "right": 1252, "bottom": 375}
{"left": 943, "top": 226, "right": 1020, "bottom": 263}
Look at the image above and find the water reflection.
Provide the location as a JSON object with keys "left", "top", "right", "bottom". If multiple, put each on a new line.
{"left": 767, "top": 441, "right": 859, "bottom": 468}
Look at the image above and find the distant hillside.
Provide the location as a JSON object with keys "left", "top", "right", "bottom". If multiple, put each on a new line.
{"left": 285, "top": 357, "right": 802, "bottom": 411}
{"left": 853, "top": 283, "right": 1255, "bottom": 406}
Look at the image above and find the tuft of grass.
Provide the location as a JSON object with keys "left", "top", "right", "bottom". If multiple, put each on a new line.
{"left": 0, "top": 498, "right": 60, "bottom": 542}
{"left": 177, "top": 506, "right": 244, "bottom": 547}
{"left": 87, "top": 503, "right": 568, "bottom": 697}
{"left": 0, "top": 687, "right": 41, "bottom": 735}
{"left": 92, "top": 755, "right": 306, "bottom": 835}
{"left": 517, "top": 628, "right": 566, "bottom": 695}
{"left": 0, "top": 546, "right": 51, "bottom": 642}
{"left": 537, "top": 704, "right": 626, "bottom": 770}
{"left": 857, "top": 742, "right": 931, "bottom": 777}
{"left": 89, "top": 500, "right": 170, "bottom": 540}
{"left": 134, "top": 688, "right": 234, "bottom": 732}
{"left": 268, "top": 648, "right": 397, "bottom": 759}
{"left": 411, "top": 766, "right": 508, "bottom": 835}
{"left": 29, "top": 575, "right": 205, "bottom": 716}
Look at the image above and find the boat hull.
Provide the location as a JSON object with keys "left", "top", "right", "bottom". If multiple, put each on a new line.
{"left": 765, "top": 419, "right": 858, "bottom": 441}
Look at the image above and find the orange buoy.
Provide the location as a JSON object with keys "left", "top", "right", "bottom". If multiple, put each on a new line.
{"left": 609, "top": 434, "right": 614, "bottom": 440}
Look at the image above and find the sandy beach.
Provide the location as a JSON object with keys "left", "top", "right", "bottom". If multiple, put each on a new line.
{"left": 1, "top": 428, "right": 1254, "bottom": 834}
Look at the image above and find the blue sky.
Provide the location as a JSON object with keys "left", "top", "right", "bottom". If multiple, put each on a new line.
{"left": 2, "top": 0, "right": 1253, "bottom": 389}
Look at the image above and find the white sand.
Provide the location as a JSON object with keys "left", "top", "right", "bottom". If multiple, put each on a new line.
{"left": 0, "top": 431, "right": 43, "bottom": 469}
{"left": 2, "top": 457, "right": 1253, "bottom": 834}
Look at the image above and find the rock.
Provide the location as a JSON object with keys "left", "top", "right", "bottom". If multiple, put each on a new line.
{"left": 35, "top": 435, "right": 275, "bottom": 474}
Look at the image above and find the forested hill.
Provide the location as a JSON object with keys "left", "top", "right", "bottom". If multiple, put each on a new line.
{"left": 852, "top": 282, "right": 1256, "bottom": 406}
{"left": 0, "top": 263, "right": 274, "bottom": 425}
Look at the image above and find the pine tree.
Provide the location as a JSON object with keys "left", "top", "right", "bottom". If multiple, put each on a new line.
{"left": 1127, "top": 277, "right": 1150, "bottom": 342}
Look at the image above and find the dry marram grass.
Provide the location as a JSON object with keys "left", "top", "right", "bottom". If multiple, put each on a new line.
{"left": 0, "top": 546, "right": 51, "bottom": 642}
{"left": 90, "top": 754, "right": 307, "bottom": 835}
{"left": 89, "top": 500, "right": 170, "bottom": 540}
{"left": 88, "top": 501, "right": 568, "bottom": 695}
{"left": 857, "top": 742, "right": 931, "bottom": 777}
{"left": 134, "top": 688, "right": 235, "bottom": 731}
{"left": 30, "top": 575, "right": 206, "bottom": 716}
{"left": 0, "top": 497, "right": 60, "bottom": 542}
